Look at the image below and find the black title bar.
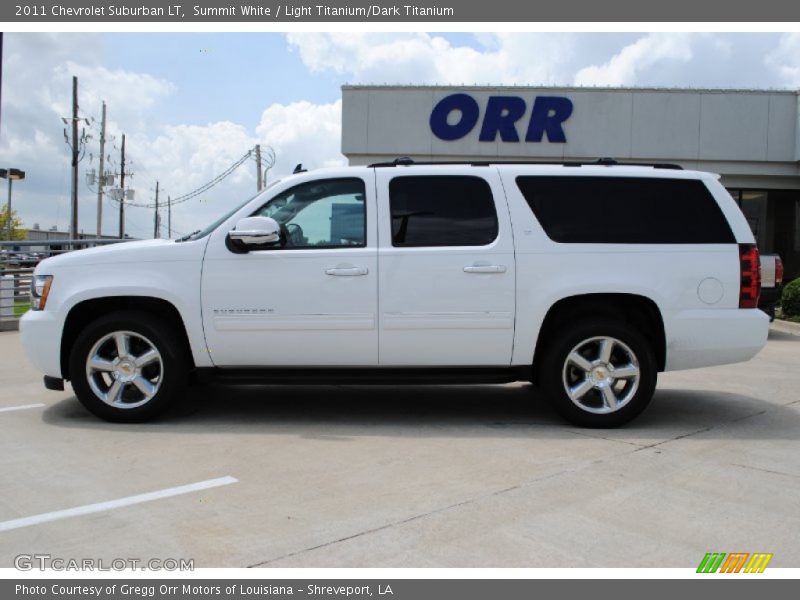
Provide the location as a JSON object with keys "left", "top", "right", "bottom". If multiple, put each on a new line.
{"left": 3, "top": 0, "right": 800, "bottom": 22}
{"left": 4, "top": 579, "right": 799, "bottom": 600}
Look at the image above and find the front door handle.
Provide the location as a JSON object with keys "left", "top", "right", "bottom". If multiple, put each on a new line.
{"left": 325, "top": 266, "right": 369, "bottom": 276}
{"left": 463, "top": 265, "right": 507, "bottom": 274}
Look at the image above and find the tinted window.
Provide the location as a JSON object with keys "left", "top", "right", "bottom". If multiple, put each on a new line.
{"left": 389, "top": 176, "right": 498, "bottom": 247}
{"left": 255, "top": 178, "right": 366, "bottom": 248}
{"left": 516, "top": 176, "right": 735, "bottom": 244}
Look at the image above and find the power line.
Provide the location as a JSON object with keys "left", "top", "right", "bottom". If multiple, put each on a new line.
{"left": 108, "top": 149, "right": 253, "bottom": 209}
{"left": 168, "top": 150, "right": 253, "bottom": 205}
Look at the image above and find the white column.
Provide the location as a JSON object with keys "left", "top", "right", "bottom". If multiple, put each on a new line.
{"left": 0, "top": 274, "right": 14, "bottom": 322}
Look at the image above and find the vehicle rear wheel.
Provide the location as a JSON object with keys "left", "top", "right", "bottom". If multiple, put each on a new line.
{"left": 538, "top": 318, "right": 657, "bottom": 427}
{"left": 68, "top": 310, "right": 188, "bottom": 422}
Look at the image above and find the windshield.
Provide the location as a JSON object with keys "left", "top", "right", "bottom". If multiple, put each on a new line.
{"left": 176, "top": 179, "right": 282, "bottom": 242}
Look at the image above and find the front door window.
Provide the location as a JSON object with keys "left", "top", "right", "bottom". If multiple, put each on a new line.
{"left": 255, "top": 178, "right": 366, "bottom": 249}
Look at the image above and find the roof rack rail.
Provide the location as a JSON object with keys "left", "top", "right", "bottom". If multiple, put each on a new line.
{"left": 367, "top": 157, "right": 684, "bottom": 170}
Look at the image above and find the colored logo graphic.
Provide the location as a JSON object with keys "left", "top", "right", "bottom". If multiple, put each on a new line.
{"left": 697, "top": 552, "right": 773, "bottom": 573}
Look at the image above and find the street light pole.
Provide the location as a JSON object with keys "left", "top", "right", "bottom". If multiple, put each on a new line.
{"left": 6, "top": 178, "right": 12, "bottom": 240}
{"left": 0, "top": 168, "right": 25, "bottom": 241}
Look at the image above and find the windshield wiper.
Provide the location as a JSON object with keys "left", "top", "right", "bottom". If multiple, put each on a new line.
{"left": 176, "top": 230, "right": 201, "bottom": 243}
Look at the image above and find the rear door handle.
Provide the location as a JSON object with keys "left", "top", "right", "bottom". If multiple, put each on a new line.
{"left": 463, "top": 265, "right": 507, "bottom": 274}
{"left": 325, "top": 267, "right": 368, "bottom": 276}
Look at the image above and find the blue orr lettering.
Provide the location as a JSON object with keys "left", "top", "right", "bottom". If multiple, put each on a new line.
{"left": 429, "top": 94, "right": 573, "bottom": 143}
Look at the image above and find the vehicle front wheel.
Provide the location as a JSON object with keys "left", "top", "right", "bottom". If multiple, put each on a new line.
{"left": 538, "top": 318, "right": 657, "bottom": 428}
{"left": 68, "top": 310, "right": 188, "bottom": 422}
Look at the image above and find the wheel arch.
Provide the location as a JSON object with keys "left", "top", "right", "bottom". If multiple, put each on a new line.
{"left": 61, "top": 296, "right": 195, "bottom": 380}
{"left": 532, "top": 293, "right": 666, "bottom": 382}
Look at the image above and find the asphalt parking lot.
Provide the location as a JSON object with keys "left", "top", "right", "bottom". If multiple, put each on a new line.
{"left": 1, "top": 322, "right": 799, "bottom": 569}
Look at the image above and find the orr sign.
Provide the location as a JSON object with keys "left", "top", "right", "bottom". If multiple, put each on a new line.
{"left": 429, "top": 93, "right": 573, "bottom": 144}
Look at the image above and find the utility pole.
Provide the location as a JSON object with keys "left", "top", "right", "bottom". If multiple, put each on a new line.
{"left": 70, "top": 76, "right": 79, "bottom": 242}
{"left": 153, "top": 180, "right": 159, "bottom": 238}
{"left": 118, "top": 133, "right": 126, "bottom": 239}
{"left": 95, "top": 101, "right": 106, "bottom": 237}
{"left": 62, "top": 76, "right": 90, "bottom": 244}
{"left": 255, "top": 144, "right": 262, "bottom": 191}
{"left": 167, "top": 196, "right": 171, "bottom": 239}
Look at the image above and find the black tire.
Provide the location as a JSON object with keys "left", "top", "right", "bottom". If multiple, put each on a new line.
{"left": 68, "top": 310, "right": 189, "bottom": 423}
{"left": 538, "top": 318, "right": 657, "bottom": 428}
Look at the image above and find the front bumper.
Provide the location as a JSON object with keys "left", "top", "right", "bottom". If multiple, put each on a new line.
{"left": 20, "top": 309, "right": 64, "bottom": 379}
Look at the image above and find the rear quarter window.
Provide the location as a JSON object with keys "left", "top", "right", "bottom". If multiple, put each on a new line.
{"left": 515, "top": 176, "right": 735, "bottom": 244}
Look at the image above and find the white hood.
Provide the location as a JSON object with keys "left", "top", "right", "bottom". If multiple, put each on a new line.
{"left": 34, "top": 238, "right": 204, "bottom": 272}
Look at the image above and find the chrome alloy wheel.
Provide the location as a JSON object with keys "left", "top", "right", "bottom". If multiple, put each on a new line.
{"left": 561, "top": 336, "right": 640, "bottom": 414}
{"left": 85, "top": 331, "right": 164, "bottom": 409}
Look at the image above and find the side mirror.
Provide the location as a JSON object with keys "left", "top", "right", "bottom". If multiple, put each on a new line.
{"left": 227, "top": 216, "right": 281, "bottom": 253}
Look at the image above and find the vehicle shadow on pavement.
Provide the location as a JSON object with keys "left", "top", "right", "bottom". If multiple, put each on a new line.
{"left": 41, "top": 382, "right": 800, "bottom": 441}
{"left": 768, "top": 327, "right": 800, "bottom": 341}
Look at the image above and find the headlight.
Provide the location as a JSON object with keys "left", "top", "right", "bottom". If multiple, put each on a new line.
{"left": 30, "top": 275, "right": 53, "bottom": 311}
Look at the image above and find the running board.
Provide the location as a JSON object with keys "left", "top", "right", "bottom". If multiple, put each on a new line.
{"left": 193, "top": 366, "right": 531, "bottom": 386}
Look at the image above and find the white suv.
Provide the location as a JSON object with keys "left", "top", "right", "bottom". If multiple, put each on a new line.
{"left": 21, "top": 160, "right": 769, "bottom": 427}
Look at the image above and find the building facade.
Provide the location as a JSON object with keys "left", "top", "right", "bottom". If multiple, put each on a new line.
{"left": 341, "top": 85, "right": 800, "bottom": 279}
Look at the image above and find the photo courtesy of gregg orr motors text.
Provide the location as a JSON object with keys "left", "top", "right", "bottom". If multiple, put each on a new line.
{"left": 19, "top": 4, "right": 456, "bottom": 18}
{"left": 15, "top": 585, "right": 391, "bottom": 597}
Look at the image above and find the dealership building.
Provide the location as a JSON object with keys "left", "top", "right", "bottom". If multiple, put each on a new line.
{"left": 341, "top": 85, "right": 800, "bottom": 279}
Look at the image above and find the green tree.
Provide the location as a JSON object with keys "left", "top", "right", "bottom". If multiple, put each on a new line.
{"left": 782, "top": 278, "right": 800, "bottom": 318}
{"left": 0, "top": 207, "right": 27, "bottom": 241}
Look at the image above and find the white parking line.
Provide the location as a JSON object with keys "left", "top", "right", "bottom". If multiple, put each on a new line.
{"left": 0, "top": 476, "right": 238, "bottom": 532}
{"left": 0, "top": 403, "right": 45, "bottom": 413}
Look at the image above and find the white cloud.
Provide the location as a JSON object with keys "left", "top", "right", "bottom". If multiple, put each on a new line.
{"left": 139, "top": 121, "right": 255, "bottom": 190}
{"left": 256, "top": 99, "right": 344, "bottom": 172}
{"left": 286, "top": 32, "right": 577, "bottom": 86}
{"left": 573, "top": 34, "right": 693, "bottom": 86}
{"left": 123, "top": 100, "right": 343, "bottom": 237}
{"left": 289, "top": 32, "right": 798, "bottom": 91}
{"left": 0, "top": 34, "right": 179, "bottom": 237}
{"left": 58, "top": 62, "right": 175, "bottom": 129}
{"left": 765, "top": 33, "right": 800, "bottom": 87}
{"left": 0, "top": 34, "right": 342, "bottom": 237}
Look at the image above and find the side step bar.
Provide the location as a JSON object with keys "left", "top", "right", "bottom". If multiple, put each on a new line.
{"left": 194, "top": 366, "right": 532, "bottom": 386}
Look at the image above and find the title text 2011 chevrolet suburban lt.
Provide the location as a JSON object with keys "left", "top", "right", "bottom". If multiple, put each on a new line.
{"left": 20, "top": 160, "right": 769, "bottom": 427}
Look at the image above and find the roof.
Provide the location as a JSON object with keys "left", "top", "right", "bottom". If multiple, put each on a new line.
{"left": 367, "top": 157, "right": 683, "bottom": 169}
{"left": 342, "top": 84, "right": 799, "bottom": 95}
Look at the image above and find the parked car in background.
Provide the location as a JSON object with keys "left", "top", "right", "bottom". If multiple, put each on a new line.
{"left": 759, "top": 254, "right": 784, "bottom": 320}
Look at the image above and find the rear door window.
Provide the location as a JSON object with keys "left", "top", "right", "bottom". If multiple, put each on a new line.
{"left": 516, "top": 176, "right": 735, "bottom": 244}
{"left": 389, "top": 175, "right": 498, "bottom": 247}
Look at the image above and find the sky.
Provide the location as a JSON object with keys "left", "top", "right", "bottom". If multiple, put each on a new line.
{"left": 1, "top": 32, "right": 799, "bottom": 239}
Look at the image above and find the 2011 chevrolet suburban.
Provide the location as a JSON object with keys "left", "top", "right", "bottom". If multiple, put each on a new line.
{"left": 20, "top": 159, "right": 769, "bottom": 427}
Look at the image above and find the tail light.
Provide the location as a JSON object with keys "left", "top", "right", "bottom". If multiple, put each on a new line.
{"left": 775, "top": 257, "right": 784, "bottom": 285}
{"left": 738, "top": 244, "right": 761, "bottom": 309}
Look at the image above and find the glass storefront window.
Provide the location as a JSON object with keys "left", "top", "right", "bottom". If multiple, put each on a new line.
{"left": 727, "top": 187, "right": 800, "bottom": 281}
{"left": 740, "top": 191, "right": 769, "bottom": 252}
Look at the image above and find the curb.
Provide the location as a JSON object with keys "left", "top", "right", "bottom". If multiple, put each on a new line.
{"left": 0, "top": 320, "right": 20, "bottom": 332}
